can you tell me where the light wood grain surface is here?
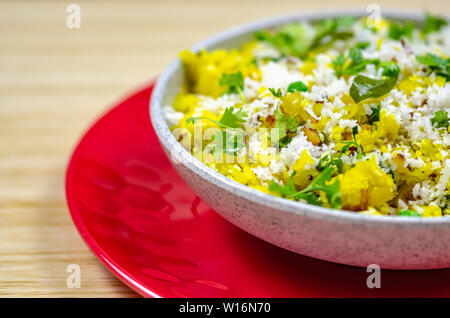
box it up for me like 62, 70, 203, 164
0, 0, 448, 298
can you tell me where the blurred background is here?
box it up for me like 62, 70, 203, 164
0, 0, 448, 297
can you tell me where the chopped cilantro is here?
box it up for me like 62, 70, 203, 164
332, 53, 347, 77
336, 16, 357, 29
348, 45, 364, 64
388, 21, 415, 40
186, 106, 247, 129
398, 209, 421, 217
269, 173, 297, 197
367, 105, 381, 124
431, 111, 449, 129
353, 41, 370, 49
416, 53, 447, 66
255, 17, 354, 59
271, 108, 298, 141
341, 126, 363, 159
269, 88, 283, 98
254, 23, 309, 58
219, 71, 247, 103
279, 136, 294, 148
186, 107, 247, 156
317, 151, 343, 175
219, 107, 248, 128
288, 166, 342, 209
416, 53, 450, 81
309, 17, 354, 52
332, 43, 378, 77
379, 61, 400, 77
251, 56, 285, 64
216, 129, 245, 156
309, 18, 338, 50
423, 13, 448, 34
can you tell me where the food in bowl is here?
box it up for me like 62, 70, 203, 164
164, 14, 449, 217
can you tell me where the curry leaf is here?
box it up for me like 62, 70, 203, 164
287, 80, 308, 93
350, 74, 398, 102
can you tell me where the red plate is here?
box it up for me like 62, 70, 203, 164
66, 82, 450, 298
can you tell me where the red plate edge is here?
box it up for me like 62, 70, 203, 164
65, 80, 450, 298
65, 82, 159, 297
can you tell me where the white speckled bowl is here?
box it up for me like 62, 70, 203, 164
151, 9, 450, 270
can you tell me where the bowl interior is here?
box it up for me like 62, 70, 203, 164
150, 9, 450, 225
157, 9, 425, 106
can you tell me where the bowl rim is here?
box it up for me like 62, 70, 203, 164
150, 8, 450, 226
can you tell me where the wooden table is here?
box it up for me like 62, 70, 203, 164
0, 0, 448, 298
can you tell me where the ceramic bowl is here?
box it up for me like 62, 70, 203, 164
150, 9, 450, 270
